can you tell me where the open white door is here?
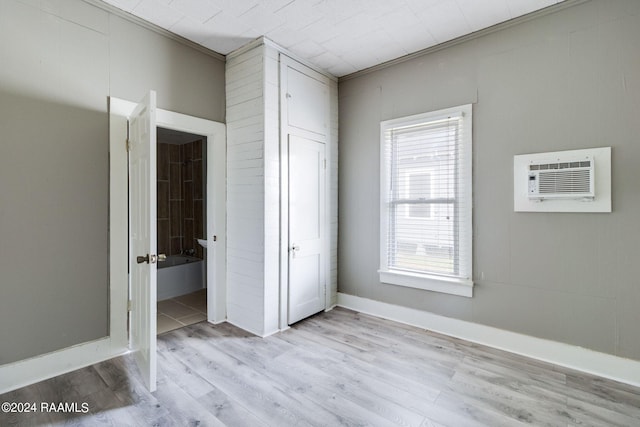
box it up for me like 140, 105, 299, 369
129, 91, 158, 392
288, 135, 326, 324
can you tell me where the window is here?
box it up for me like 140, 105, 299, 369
406, 170, 432, 219
379, 105, 473, 297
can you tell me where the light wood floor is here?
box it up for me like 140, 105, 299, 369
2, 307, 639, 426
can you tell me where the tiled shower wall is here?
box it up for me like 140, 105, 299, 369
157, 140, 205, 259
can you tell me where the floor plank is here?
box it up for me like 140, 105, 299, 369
1, 307, 639, 427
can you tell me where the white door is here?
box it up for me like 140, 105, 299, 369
288, 135, 326, 324
129, 91, 158, 392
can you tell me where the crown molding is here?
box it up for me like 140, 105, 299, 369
82, 0, 225, 62
339, 0, 592, 82
228, 36, 338, 82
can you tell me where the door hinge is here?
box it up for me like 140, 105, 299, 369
126, 139, 130, 152
127, 299, 132, 312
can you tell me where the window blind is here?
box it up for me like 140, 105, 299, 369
381, 107, 472, 282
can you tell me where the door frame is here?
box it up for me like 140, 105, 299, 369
109, 97, 227, 349
279, 55, 332, 329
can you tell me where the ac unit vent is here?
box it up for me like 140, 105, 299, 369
528, 156, 594, 200
539, 169, 591, 193
530, 161, 591, 171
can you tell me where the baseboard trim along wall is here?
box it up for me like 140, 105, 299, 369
337, 292, 640, 388
0, 338, 128, 395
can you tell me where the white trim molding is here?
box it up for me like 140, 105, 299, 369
111, 97, 227, 325
379, 105, 473, 298
337, 293, 640, 388
0, 339, 128, 394
379, 270, 473, 297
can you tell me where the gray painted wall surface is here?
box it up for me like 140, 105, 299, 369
0, 0, 225, 365
338, 0, 640, 361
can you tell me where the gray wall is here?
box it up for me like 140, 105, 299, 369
338, 0, 640, 361
0, 0, 225, 365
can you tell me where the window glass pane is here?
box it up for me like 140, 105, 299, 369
407, 173, 431, 218
389, 202, 455, 275
388, 120, 458, 276
381, 104, 472, 287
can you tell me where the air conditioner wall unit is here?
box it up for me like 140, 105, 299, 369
514, 147, 611, 213
527, 156, 594, 201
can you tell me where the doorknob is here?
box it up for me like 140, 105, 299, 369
137, 254, 163, 264
290, 244, 300, 258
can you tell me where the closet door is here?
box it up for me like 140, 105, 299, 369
288, 135, 326, 324
280, 56, 330, 325
284, 65, 327, 137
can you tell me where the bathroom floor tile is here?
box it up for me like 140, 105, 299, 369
177, 312, 207, 325
174, 289, 207, 313
158, 299, 198, 319
157, 314, 183, 335
157, 289, 208, 335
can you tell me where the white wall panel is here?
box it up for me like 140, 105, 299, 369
225, 45, 266, 335
263, 44, 282, 335
329, 78, 339, 306
226, 39, 338, 336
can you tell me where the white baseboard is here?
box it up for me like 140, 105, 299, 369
0, 338, 128, 394
337, 293, 640, 388
325, 304, 337, 312
224, 319, 280, 338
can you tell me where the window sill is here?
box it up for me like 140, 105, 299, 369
379, 270, 473, 298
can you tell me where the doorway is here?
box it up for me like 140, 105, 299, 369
109, 94, 226, 392
156, 127, 208, 334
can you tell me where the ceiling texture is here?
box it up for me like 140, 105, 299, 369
100, 0, 567, 77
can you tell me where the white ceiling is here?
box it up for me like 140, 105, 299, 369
101, 0, 567, 77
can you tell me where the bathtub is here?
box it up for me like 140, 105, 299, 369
157, 255, 204, 301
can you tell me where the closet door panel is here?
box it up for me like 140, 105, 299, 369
285, 67, 328, 137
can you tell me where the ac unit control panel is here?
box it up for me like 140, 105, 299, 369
528, 174, 537, 195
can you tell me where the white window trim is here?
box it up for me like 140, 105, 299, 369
379, 104, 473, 298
